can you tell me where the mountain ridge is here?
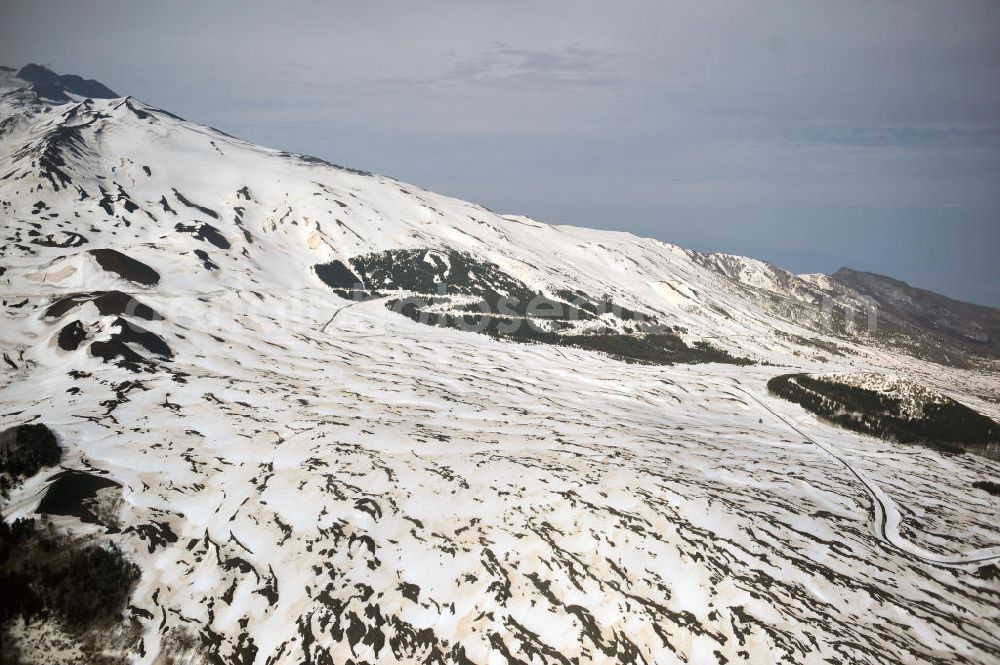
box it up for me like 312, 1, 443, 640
6, 62, 990, 313
12, 63, 118, 104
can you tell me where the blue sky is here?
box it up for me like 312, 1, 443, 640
2, 1, 998, 304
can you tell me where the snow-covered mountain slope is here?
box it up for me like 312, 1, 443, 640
1, 66, 999, 664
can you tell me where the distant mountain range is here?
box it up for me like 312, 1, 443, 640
831, 267, 1000, 363
6, 63, 117, 103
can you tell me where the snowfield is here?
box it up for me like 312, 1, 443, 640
1, 68, 999, 664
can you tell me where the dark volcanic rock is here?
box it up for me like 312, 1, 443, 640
37, 469, 122, 524
90, 317, 172, 371
45, 291, 163, 321
88, 249, 160, 286
57, 320, 87, 350
175, 221, 230, 249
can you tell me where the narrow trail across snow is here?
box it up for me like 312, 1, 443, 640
728, 382, 1000, 568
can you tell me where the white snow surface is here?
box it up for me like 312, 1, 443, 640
1, 72, 999, 664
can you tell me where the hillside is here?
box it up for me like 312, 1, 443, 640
1, 65, 999, 665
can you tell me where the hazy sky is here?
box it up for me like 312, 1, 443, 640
2, 1, 998, 305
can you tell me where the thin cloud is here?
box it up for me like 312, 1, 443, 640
362, 43, 627, 92
444, 43, 625, 89
783, 123, 1000, 148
